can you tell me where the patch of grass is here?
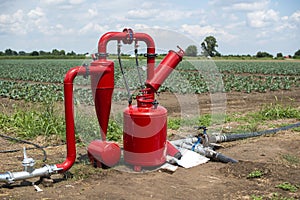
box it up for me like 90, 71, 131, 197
65, 162, 105, 180
75, 112, 123, 143
168, 114, 212, 130
224, 102, 300, 133
251, 195, 263, 200
258, 103, 300, 120
0, 102, 65, 140
282, 154, 300, 165
168, 118, 181, 130
276, 182, 298, 193
107, 120, 123, 141
251, 193, 297, 200
247, 170, 264, 179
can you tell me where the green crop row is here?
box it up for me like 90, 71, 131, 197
0, 59, 299, 103
0, 80, 63, 102
0, 59, 83, 83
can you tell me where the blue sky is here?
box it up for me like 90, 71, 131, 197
0, 0, 299, 56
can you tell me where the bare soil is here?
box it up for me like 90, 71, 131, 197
0, 88, 300, 200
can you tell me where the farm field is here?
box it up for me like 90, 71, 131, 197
0, 59, 299, 199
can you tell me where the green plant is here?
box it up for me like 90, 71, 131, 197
251, 195, 263, 200
168, 118, 181, 130
247, 170, 263, 179
282, 154, 300, 165
0, 103, 65, 140
259, 103, 300, 120
276, 182, 298, 192
107, 120, 123, 142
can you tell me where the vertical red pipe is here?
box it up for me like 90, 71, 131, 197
134, 33, 155, 80
56, 65, 113, 171
56, 67, 80, 172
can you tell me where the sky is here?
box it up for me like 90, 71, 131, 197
0, 0, 299, 56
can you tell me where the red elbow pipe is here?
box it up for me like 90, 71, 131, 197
56, 66, 88, 172
56, 65, 113, 172
97, 29, 156, 80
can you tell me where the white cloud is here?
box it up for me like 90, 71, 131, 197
231, 1, 269, 11
68, 0, 85, 4
181, 24, 217, 37
291, 10, 300, 22
87, 8, 98, 17
247, 9, 279, 28
127, 9, 159, 19
27, 7, 45, 18
79, 23, 109, 35
44, 0, 65, 5
0, 9, 26, 35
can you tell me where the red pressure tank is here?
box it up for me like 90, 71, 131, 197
123, 90, 167, 171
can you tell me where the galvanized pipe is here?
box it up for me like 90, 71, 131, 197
0, 165, 59, 184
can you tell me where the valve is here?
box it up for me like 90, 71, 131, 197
22, 147, 35, 173
193, 126, 209, 147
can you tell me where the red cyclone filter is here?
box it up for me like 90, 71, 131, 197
123, 90, 167, 171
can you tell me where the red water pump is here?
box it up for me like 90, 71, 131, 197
61, 28, 184, 172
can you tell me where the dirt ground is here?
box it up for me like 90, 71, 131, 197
0, 88, 300, 200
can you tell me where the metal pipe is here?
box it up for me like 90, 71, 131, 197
0, 165, 58, 184
178, 143, 238, 163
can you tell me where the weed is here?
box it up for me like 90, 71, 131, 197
251, 195, 263, 200
259, 103, 300, 120
65, 163, 104, 180
282, 154, 299, 165
276, 182, 298, 193
107, 120, 122, 142
168, 118, 181, 130
247, 170, 263, 179
0, 102, 65, 140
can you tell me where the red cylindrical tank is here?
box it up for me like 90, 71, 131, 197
123, 93, 167, 170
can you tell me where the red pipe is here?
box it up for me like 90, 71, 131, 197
97, 30, 156, 80
56, 66, 112, 172
56, 67, 80, 172
146, 48, 184, 92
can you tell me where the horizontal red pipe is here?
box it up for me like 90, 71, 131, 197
97, 31, 155, 54
97, 29, 156, 80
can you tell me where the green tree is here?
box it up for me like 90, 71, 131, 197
294, 49, 300, 57
67, 51, 76, 56
30, 51, 39, 56
19, 51, 26, 56
256, 51, 273, 58
201, 36, 219, 57
276, 52, 283, 58
52, 49, 60, 56
185, 45, 198, 57
60, 50, 65, 56
5, 48, 13, 56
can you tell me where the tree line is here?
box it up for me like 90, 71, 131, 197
185, 36, 300, 59
2, 39, 300, 59
0, 48, 86, 57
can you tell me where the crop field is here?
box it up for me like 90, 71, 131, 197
0, 59, 299, 103
0, 58, 300, 199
